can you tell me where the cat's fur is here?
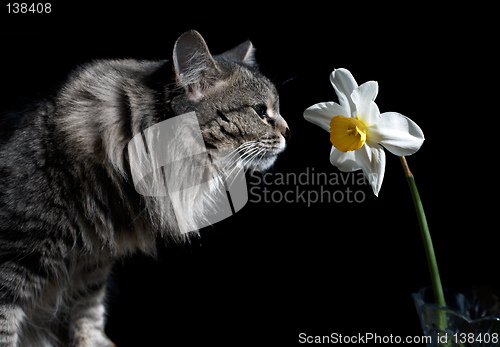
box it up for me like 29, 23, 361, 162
0, 30, 289, 346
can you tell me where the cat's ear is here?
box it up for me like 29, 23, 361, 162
173, 30, 220, 101
218, 40, 257, 68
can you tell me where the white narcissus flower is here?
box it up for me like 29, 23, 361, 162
304, 68, 424, 196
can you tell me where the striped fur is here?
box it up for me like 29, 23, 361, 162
0, 31, 289, 346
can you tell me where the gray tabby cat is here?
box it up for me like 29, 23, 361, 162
0, 30, 290, 347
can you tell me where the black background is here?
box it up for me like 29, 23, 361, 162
1, 3, 498, 346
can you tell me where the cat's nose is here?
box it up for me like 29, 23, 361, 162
282, 128, 291, 142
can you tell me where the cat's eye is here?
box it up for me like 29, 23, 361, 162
251, 104, 269, 119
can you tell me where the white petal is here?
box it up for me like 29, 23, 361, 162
329, 146, 362, 172
369, 112, 425, 156
330, 69, 358, 116
351, 81, 380, 125
352, 81, 378, 102
356, 144, 386, 196
304, 102, 349, 133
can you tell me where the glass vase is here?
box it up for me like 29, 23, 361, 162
413, 287, 500, 346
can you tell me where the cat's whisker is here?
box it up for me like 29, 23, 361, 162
239, 144, 262, 161
250, 149, 269, 176
238, 146, 264, 168
221, 156, 248, 182
194, 129, 209, 142
218, 141, 259, 173
218, 150, 247, 174
220, 143, 263, 180
199, 142, 246, 174
238, 145, 261, 168
245, 148, 267, 175
245, 148, 266, 174
217, 141, 257, 164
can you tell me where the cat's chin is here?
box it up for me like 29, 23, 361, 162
249, 143, 287, 172
246, 153, 279, 173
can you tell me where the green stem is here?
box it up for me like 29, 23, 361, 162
399, 156, 448, 336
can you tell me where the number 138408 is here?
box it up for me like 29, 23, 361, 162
6, 3, 51, 13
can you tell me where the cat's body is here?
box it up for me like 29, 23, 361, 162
0, 31, 289, 346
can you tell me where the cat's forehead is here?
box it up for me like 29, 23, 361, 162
233, 68, 278, 104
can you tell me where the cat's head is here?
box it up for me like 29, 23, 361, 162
170, 30, 290, 172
